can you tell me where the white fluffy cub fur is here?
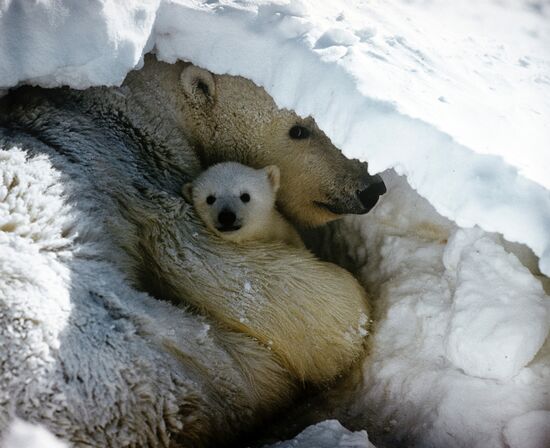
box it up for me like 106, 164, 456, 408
183, 162, 304, 248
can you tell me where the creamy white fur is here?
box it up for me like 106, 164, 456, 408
0, 57, 371, 446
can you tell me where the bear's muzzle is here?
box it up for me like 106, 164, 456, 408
357, 174, 386, 213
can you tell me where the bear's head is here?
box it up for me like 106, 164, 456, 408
182, 162, 280, 243
176, 63, 386, 227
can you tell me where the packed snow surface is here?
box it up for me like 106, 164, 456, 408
1, 1, 549, 447
1, 0, 549, 275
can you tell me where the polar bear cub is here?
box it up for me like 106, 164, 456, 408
183, 162, 304, 248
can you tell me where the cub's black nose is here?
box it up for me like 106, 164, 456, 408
357, 175, 386, 213
218, 209, 236, 227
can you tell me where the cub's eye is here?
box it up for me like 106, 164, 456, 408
206, 195, 216, 205
289, 125, 310, 140
240, 193, 250, 203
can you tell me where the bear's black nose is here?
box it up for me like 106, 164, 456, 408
357, 175, 386, 213
218, 209, 236, 227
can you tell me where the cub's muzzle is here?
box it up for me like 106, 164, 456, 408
217, 209, 241, 232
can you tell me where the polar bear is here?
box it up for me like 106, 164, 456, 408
183, 162, 304, 248
151, 58, 387, 227
0, 55, 383, 447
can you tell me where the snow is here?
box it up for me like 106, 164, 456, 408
1, 419, 67, 448
503, 410, 550, 448
1, 0, 549, 447
0, 0, 157, 88
339, 171, 550, 447
443, 228, 549, 381
266, 420, 375, 448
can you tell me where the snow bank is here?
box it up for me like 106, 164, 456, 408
338, 171, 550, 448
0, 0, 157, 88
1, 0, 549, 276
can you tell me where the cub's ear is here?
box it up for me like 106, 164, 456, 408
264, 165, 280, 192
182, 183, 194, 203
180, 65, 216, 102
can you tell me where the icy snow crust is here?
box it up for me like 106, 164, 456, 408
1, 0, 549, 275
1, 1, 549, 447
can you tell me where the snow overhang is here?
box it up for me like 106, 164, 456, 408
2, 0, 549, 274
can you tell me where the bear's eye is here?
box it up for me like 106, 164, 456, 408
289, 125, 310, 140
206, 195, 216, 205
240, 193, 250, 203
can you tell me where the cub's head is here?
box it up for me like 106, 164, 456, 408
183, 162, 280, 243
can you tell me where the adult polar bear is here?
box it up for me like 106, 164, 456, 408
0, 55, 385, 447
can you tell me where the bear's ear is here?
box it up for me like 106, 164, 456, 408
264, 165, 280, 192
182, 183, 194, 203
180, 65, 216, 103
